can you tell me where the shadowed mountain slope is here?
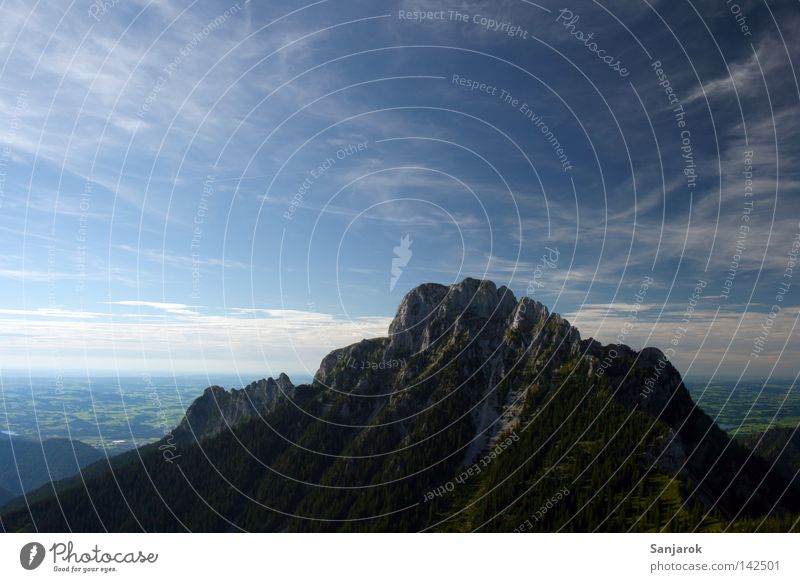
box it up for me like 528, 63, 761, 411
2, 278, 798, 532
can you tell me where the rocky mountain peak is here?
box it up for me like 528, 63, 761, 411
175, 374, 296, 443
387, 277, 520, 356
509, 296, 551, 334
8, 277, 798, 533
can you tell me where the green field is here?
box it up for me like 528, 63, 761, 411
686, 382, 800, 437
1, 377, 795, 457
0, 376, 243, 454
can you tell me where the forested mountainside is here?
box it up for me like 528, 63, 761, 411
0, 434, 102, 504
741, 427, 800, 485
3, 278, 798, 532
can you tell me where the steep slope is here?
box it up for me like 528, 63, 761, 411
2, 278, 798, 532
173, 374, 298, 444
0, 434, 103, 501
0, 485, 13, 506
741, 427, 800, 483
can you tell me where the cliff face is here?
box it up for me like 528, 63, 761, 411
174, 374, 297, 443
307, 277, 783, 516
4, 278, 797, 532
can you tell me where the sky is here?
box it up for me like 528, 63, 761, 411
0, 0, 798, 383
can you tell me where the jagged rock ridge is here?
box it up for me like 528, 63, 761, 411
175, 373, 297, 443
3, 277, 798, 532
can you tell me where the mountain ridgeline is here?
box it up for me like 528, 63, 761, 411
0, 435, 102, 505
2, 278, 798, 532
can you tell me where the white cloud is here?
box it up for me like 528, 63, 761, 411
107, 300, 200, 316
0, 305, 393, 376
567, 303, 800, 380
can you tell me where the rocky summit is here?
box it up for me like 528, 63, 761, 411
175, 373, 297, 443
2, 278, 798, 532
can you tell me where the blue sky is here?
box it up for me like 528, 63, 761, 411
0, 0, 798, 382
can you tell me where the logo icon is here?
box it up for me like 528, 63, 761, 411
20, 542, 46, 570
390, 234, 413, 292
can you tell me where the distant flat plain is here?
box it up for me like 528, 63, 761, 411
0, 376, 795, 455
0, 375, 243, 454
686, 381, 800, 437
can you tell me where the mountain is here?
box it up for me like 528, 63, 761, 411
173, 374, 298, 444
0, 485, 13, 506
2, 278, 798, 532
741, 427, 800, 483
0, 434, 103, 502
